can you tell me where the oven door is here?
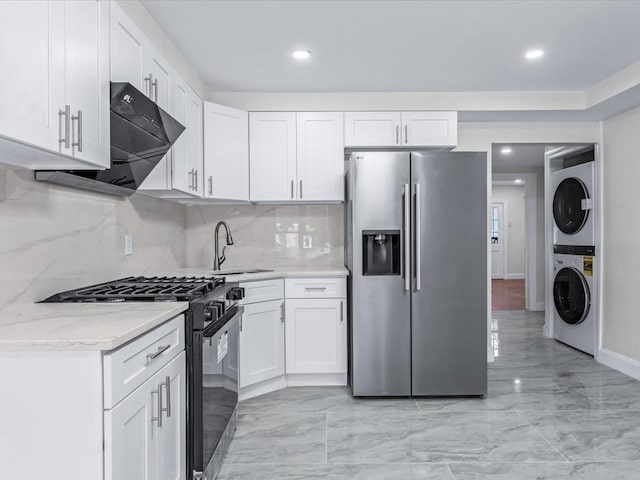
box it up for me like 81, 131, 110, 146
190, 307, 242, 480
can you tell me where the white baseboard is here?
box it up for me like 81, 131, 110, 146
239, 373, 348, 401
239, 376, 287, 401
531, 301, 545, 312
598, 348, 640, 381
506, 273, 525, 280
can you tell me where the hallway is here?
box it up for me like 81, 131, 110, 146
218, 310, 640, 479
491, 279, 525, 310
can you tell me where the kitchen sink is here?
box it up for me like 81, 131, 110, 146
216, 268, 274, 275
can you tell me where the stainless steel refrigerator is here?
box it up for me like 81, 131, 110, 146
346, 151, 488, 396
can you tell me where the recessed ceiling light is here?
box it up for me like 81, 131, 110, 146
292, 50, 311, 60
515, 179, 523, 184
525, 49, 544, 60
501, 147, 512, 155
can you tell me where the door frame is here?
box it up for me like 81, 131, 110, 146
492, 173, 539, 311
490, 201, 508, 280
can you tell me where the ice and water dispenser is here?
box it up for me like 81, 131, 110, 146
362, 230, 400, 275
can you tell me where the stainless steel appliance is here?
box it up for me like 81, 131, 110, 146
36, 82, 185, 197
42, 276, 245, 480
346, 151, 488, 396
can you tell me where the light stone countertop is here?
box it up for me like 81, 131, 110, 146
0, 301, 189, 351
165, 265, 349, 282
0, 265, 347, 352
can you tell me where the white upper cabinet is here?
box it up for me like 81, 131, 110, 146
203, 103, 249, 201
296, 112, 344, 202
344, 112, 402, 147
110, 1, 145, 90
249, 112, 297, 202
402, 111, 458, 147
0, 0, 110, 170
186, 87, 204, 196
344, 111, 457, 148
249, 112, 344, 202
63, 0, 110, 165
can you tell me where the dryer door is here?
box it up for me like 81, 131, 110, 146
553, 178, 590, 235
553, 267, 591, 325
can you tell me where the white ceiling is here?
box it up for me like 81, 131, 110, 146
141, 0, 640, 93
491, 144, 546, 169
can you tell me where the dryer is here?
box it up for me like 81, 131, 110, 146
552, 162, 595, 247
553, 246, 596, 355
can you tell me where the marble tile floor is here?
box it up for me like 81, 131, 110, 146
218, 310, 640, 479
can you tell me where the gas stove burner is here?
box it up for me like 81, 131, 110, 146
41, 275, 226, 303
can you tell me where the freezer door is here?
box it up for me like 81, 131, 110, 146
350, 152, 412, 396
410, 151, 488, 396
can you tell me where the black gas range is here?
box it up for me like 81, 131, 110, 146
42, 275, 245, 480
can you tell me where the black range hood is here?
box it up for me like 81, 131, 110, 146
35, 82, 185, 197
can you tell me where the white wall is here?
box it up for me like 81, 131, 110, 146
601, 105, 640, 366
492, 185, 526, 278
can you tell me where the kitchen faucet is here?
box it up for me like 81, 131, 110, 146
213, 221, 234, 270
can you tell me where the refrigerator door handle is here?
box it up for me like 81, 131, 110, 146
414, 183, 421, 291
403, 183, 410, 291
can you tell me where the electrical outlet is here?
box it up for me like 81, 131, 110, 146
125, 234, 133, 256
303, 235, 312, 249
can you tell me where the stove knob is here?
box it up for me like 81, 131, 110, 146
226, 287, 244, 301
213, 300, 226, 316
203, 305, 217, 323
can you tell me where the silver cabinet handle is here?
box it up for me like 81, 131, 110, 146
188, 169, 195, 190
58, 105, 70, 149
71, 110, 83, 153
208, 176, 213, 196
304, 287, 326, 292
161, 375, 171, 418
414, 183, 421, 291
299, 180, 303, 199
405, 125, 408, 144
280, 302, 285, 324
403, 183, 410, 291
395, 125, 399, 144
291, 180, 294, 199
144, 74, 153, 98
340, 301, 344, 323
152, 79, 158, 103
194, 169, 198, 191
146, 344, 170, 363
151, 387, 162, 427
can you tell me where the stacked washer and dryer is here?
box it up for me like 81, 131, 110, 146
551, 148, 597, 356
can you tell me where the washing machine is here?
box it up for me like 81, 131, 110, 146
553, 246, 596, 355
552, 162, 595, 247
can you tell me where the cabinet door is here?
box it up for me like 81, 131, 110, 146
285, 299, 347, 374
169, 77, 193, 196
110, 1, 145, 91
239, 300, 285, 387
156, 352, 187, 480
296, 112, 344, 202
104, 374, 157, 480
344, 112, 402, 147
139, 49, 173, 190
63, 0, 110, 167
0, 0, 63, 152
186, 87, 204, 197
249, 112, 297, 202
401, 111, 458, 147
203, 103, 249, 200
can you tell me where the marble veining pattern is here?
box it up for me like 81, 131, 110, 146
219, 311, 640, 479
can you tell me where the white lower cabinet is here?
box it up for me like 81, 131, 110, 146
239, 299, 285, 388
285, 298, 347, 374
105, 350, 186, 480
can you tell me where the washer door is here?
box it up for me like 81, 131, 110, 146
553, 267, 591, 325
553, 177, 590, 235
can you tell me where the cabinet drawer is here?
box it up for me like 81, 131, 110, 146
240, 279, 284, 304
104, 315, 185, 409
285, 278, 346, 299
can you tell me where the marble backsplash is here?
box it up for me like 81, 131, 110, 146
186, 204, 344, 269
0, 167, 186, 308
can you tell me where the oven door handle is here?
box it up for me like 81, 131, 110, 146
202, 305, 243, 337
